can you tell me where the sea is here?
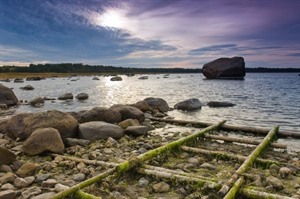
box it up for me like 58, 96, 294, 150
1, 73, 299, 150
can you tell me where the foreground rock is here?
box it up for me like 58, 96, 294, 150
207, 101, 235, 107
79, 121, 124, 141
0, 146, 16, 165
9, 110, 78, 140
22, 128, 65, 155
77, 107, 122, 123
202, 57, 245, 79
131, 100, 150, 112
110, 104, 145, 122
0, 84, 18, 107
144, 97, 169, 112
174, 98, 202, 111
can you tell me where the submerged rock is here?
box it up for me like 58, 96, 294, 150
125, 126, 148, 136
207, 101, 235, 108
58, 93, 73, 100
174, 98, 202, 111
202, 57, 245, 79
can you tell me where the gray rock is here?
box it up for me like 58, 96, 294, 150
41, 179, 57, 188
266, 176, 284, 190
65, 138, 91, 147
76, 93, 89, 100
152, 181, 170, 193
174, 98, 202, 111
26, 77, 42, 81
29, 97, 45, 106
207, 101, 235, 108
200, 163, 216, 170
125, 126, 148, 136
0, 147, 16, 165
22, 128, 65, 155
20, 85, 34, 90
73, 173, 85, 182
14, 177, 28, 188
137, 147, 147, 154
144, 97, 169, 112
0, 190, 17, 199
58, 93, 73, 100
6, 113, 31, 139
118, 119, 139, 129
279, 167, 291, 179
21, 186, 42, 199
79, 121, 124, 141
31, 192, 56, 199
55, 183, 69, 192
78, 107, 122, 124
110, 104, 145, 122
105, 137, 119, 148
138, 177, 149, 187
110, 76, 122, 81
35, 174, 50, 183
0, 84, 18, 107
138, 76, 148, 80
1, 183, 15, 190
202, 57, 246, 79
16, 163, 39, 178
24, 176, 35, 185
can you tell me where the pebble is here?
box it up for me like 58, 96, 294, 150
279, 167, 291, 179
0, 190, 17, 199
14, 177, 28, 188
138, 177, 149, 187
141, 143, 153, 150
77, 162, 86, 171
200, 163, 216, 170
105, 137, 119, 147
152, 181, 170, 193
266, 176, 284, 190
21, 186, 42, 199
0, 165, 12, 172
73, 173, 85, 182
188, 157, 199, 165
35, 174, 50, 183
55, 183, 69, 192
0, 183, 15, 190
24, 176, 35, 185
41, 179, 57, 188
138, 147, 147, 154
31, 192, 56, 199
103, 148, 113, 154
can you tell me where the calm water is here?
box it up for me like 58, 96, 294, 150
1, 73, 300, 134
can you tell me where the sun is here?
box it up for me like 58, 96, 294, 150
97, 9, 124, 29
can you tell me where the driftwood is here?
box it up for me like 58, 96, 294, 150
52, 120, 226, 198
204, 134, 287, 149
149, 117, 300, 139
74, 190, 102, 199
217, 126, 279, 197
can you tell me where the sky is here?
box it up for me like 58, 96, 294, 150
0, 0, 300, 68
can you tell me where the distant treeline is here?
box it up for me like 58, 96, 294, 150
0, 63, 200, 74
0, 64, 299, 73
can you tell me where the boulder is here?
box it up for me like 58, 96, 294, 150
174, 98, 202, 111
144, 97, 169, 112
75, 93, 89, 100
118, 119, 139, 129
22, 110, 78, 141
0, 84, 18, 107
202, 57, 245, 79
0, 190, 17, 199
110, 76, 122, 81
131, 100, 150, 112
20, 85, 34, 90
29, 97, 45, 106
125, 126, 148, 136
22, 128, 65, 155
79, 107, 122, 123
92, 77, 99, 80
65, 138, 91, 147
207, 101, 235, 108
6, 113, 31, 139
110, 104, 145, 122
0, 146, 16, 165
26, 77, 42, 81
58, 93, 73, 100
79, 121, 124, 141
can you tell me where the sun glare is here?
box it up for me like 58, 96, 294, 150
97, 9, 124, 29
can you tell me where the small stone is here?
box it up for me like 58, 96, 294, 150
137, 147, 147, 154
153, 181, 170, 193
75, 93, 89, 100
77, 162, 86, 171
35, 174, 50, 183
266, 176, 284, 190
200, 163, 216, 170
41, 179, 57, 188
279, 167, 291, 179
0, 173, 15, 184
103, 148, 113, 154
138, 177, 149, 187
24, 176, 35, 185
31, 192, 56, 199
73, 173, 85, 182
14, 177, 28, 188
0, 190, 17, 199
0, 165, 12, 172
0, 183, 15, 190
16, 163, 39, 177
105, 137, 119, 148
55, 183, 69, 192
21, 186, 42, 199
0, 139, 9, 146
188, 157, 199, 165
65, 138, 90, 147
269, 164, 279, 176
141, 143, 153, 150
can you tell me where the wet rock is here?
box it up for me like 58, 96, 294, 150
200, 163, 216, 170
22, 128, 65, 155
110, 104, 145, 122
202, 57, 245, 79
92, 77, 99, 80
137, 147, 147, 154
207, 101, 235, 108
65, 138, 90, 147
118, 119, 139, 129
110, 76, 122, 81
73, 173, 85, 182
144, 97, 169, 112
0, 84, 18, 107
0, 190, 17, 199
20, 85, 34, 90
0, 147, 16, 165
79, 121, 124, 141
14, 177, 28, 188
138, 76, 148, 80
174, 98, 202, 111
21, 186, 42, 199
279, 167, 291, 179
31, 192, 56, 199
29, 97, 45, 106
16, 163, 39, 178
26, 77, 42, 81
43, 96, 56, 100
75, 93, 89, 100
153, 181, 170, 193
266, 176, 284, 190
41, 179, 57, 188
125, 126, 148, 136
0, 173, 15, 184
79, 107, 122, 124
131, 101, 150, 112
22, 110, 78, 141
58, 93, 73, 100
269, 164, 280, 176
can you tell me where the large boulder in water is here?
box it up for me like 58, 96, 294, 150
174, 98, 202, 111
144, 98, 169, 112
0, 84, 18, 107
202, 57, 245, 79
